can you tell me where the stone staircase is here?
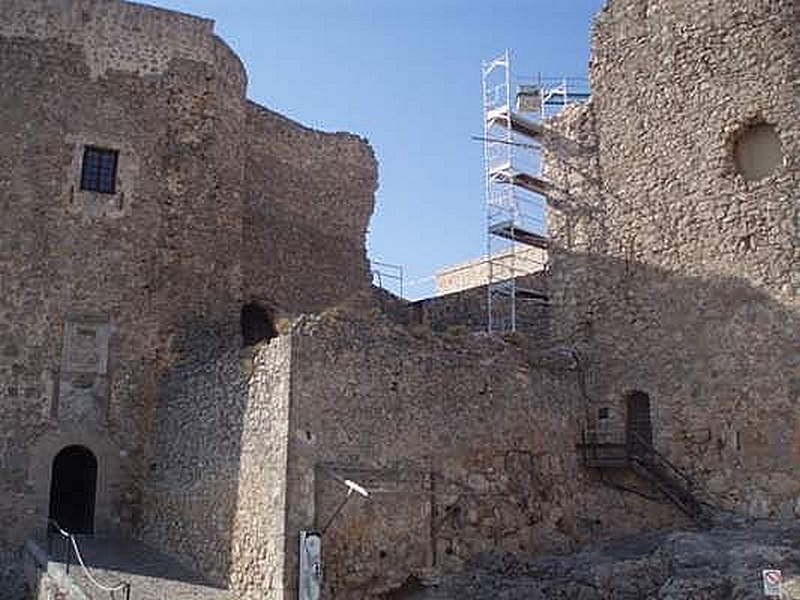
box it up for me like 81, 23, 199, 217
27, 534, 234, 600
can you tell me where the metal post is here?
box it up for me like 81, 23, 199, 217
64, 535, 71, 574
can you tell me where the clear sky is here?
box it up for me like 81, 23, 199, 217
145, 0, 605, 299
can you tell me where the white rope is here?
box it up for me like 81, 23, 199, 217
50, 521, 71, 538
68, 535, 128, 592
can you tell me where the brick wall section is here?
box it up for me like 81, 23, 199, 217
243, 104, 377, 313
545, 0, 799, 517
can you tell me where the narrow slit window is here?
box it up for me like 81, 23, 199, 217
80, 147, 119, 194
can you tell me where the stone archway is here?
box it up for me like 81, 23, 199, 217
48, 445, 97, 534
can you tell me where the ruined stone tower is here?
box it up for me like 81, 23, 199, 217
546, 0, 798, 515
0, 0, 375, 596
0, 0, 798, 599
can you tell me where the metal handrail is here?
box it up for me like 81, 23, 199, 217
627, 431, 695, 489
47, 519, 131, 600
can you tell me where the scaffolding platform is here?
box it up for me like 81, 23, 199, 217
516, 287, 549, 302
485, 105, 545, 140
482, 51, 588, 333
543, 91, 591, 105
489, 165, 552, 196
490, 283, 549, 306
489, 220, 549, 249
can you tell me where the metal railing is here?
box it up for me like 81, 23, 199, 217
47, 520, 131, 600
627, 431, 695, 489
577, 429, 629, 466
577, 429, 707, 522
371, 260, 404, 298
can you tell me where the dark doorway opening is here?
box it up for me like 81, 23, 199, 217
625, 390, 653, 447
49, 445, 97, 534
240, 303, 277, 347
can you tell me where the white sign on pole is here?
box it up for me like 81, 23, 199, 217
762, 569, 782, 597
300, 531, 322, 600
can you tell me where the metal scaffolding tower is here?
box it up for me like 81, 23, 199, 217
482, 50, 589, 333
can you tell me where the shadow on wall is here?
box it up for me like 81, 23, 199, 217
550, 248, 799, 509
128, 247, 797, 597
283, 248, 798, 599
139, 304, 278, 587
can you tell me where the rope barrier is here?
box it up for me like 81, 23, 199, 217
68, 535, 128, 592
48, 519, 131, 597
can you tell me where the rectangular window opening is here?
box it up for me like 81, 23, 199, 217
80, 146, 119, 194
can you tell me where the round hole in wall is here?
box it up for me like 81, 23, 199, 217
378, 550, 387, 559
731, 122, 782, 181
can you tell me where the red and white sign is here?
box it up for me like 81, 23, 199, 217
762, 569, 782, 597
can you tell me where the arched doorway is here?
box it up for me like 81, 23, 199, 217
625, 390, 653, 448
48, 445, 97, 534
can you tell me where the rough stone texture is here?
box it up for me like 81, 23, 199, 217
228, 335, 294, 597
0, 0, 376, 597
140, 343, 247, 586
243, 103, 377, 314
275, 302, 686, 599
3, 0, 799, 598
412, 273, 551, 337
544, 0, 799, 518
411, 520, 800, 599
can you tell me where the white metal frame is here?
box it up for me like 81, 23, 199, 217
481, 51, 589, 334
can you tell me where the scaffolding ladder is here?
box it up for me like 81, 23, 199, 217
482, 50, 589, 333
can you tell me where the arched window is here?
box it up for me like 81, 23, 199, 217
49, 445, 97, 534
240, 303, 277, 347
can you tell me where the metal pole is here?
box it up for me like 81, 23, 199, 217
65, 535, 71, 574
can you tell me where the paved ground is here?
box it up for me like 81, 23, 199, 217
48, 535, 234, 600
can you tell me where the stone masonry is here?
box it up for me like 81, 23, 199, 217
544, 0, 798, 518
2, 0, 798, 599
0, 0, 374, 597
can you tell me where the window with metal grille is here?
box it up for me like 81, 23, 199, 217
80, 147, 118, 194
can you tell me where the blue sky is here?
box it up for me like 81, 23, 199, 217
146, 0, 605, 298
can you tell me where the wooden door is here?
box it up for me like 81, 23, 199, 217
625, 391, 652, 448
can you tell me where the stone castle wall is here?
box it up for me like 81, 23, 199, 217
273, 304, 684, 599
228, 336, 294, 596
545, 0, 799, 518
3, 0, 798, 597
243, 104, 376, 314
0, 0, 377, 596
0, 0, 245, 84
140, 343, 247, 586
